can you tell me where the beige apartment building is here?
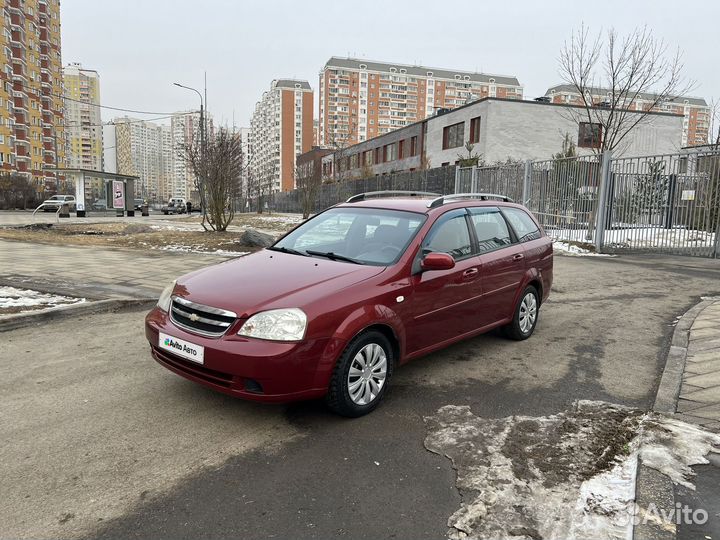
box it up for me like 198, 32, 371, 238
250, 79, 313, 193
319, 57, 523, 147
545, 84, 711, 148
0, 0, 66, 191
63, 62, 102, 171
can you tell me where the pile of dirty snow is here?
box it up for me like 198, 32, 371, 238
425, 401, 720, 540
553, 241, 613, 257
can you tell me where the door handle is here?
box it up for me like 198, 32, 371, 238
463, 268, 479, 278
512, 253, 525, 261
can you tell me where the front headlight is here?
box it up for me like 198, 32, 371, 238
237, 308, 307, 341
157, 280, 176, 312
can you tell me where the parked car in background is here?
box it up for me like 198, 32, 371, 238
146, 192, 553, 417
134, 198, 145, 211
42, 194, 75, 212
162, 197, 187, 215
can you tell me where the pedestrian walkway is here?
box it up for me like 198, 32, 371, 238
0, 239, 226, 296
676, 299, 720, 432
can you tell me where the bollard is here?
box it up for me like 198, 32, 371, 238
59, 203, 70, 218
141, 204, 149, 217
116, 208, 124, 217
127, 210, 135, 217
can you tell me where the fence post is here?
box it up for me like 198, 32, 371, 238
471, 165, 478, 193
454, 166, 460, 193
593, 151, 613, 253
522, 160, 532, 205
714, 219, 720, 259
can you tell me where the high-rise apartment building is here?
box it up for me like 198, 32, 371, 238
250, 79, 313, 193
113, 117, 174, 203
170, 110, 202, 199
544, 85, 711, 147
0, 0, 66, 191
238, 126, 251, 197
63, 63, 102, 171
319, 57, 523, 147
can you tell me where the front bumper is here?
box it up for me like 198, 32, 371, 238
145, 307, 344, 403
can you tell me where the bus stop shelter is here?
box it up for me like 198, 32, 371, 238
44, 168, 139, 217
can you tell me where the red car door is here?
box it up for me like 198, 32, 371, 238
468, 207, 527, 327
407, 209, 482, 354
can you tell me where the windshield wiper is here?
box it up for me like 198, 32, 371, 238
267, 246, 308, 257
305, 250, 364, 265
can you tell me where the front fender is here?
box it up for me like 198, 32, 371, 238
311, 303, 406, 389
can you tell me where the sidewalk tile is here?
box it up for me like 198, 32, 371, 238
677, 397, 707, 413
684, 359, 720, 376
679, 386, 720, 404
690, 327, 720, 340
687, 339, 720, 354
684, 371, 720, 388
681, 403, 720, 422
686, 350, 720, 364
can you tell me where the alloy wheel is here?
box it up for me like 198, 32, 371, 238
519, 292, 537, 334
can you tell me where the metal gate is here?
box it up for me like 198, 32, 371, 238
454, 149, 720, 258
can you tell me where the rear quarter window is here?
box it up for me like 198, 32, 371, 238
502, 207, 542, 242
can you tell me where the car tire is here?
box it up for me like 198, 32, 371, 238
503, 285, 540, 341
326, 330, 393, 417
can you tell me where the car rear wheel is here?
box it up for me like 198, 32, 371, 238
326, 330, 392, 417
503, 285, 539, 341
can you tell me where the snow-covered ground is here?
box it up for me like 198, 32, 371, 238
0, 286, 85, 316
158, 245, 249, 257
553, 241, 614, 257
547, 226, 717, 250
425, 401, 720, 540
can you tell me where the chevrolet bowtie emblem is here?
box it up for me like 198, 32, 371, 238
189, 313, 199, 322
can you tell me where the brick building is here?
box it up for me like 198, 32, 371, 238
250, 79, 313, 193
319, 57, 523, 148
545, 84, 710, 148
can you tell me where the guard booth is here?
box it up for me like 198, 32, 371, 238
44, 168, 139, 216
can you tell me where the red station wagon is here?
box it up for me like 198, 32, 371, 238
145, 192, 553, 416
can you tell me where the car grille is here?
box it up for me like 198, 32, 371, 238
170, 296, 237, 337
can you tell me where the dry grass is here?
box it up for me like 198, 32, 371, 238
0, 222, 260, 254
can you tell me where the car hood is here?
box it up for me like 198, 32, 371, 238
174, 250, 385, 318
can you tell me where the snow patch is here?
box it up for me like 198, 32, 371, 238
425, 401, 720, 540
0, 286, 85, 314
157, 245, 248, 257
553, 241, 614, 257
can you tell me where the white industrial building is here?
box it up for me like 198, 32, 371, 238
320, 97, 684, 177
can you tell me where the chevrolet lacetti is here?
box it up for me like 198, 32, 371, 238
145, 192, 553, 417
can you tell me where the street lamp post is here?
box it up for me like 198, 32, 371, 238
173, 82, 206, 202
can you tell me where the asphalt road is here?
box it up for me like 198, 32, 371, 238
2, 254, 720, 540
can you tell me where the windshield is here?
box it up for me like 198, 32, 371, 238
273, 207, 426, 266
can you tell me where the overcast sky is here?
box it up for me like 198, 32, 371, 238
61, 0, 719, 128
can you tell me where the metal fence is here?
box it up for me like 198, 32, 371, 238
455, 149, 720, 258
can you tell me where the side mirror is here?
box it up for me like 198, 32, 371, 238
421, 252, 456, 271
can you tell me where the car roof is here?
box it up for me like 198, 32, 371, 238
335, 196, 524, 215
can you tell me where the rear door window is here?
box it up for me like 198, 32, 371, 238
468, 207, 513, 253
502, 207, 541, 242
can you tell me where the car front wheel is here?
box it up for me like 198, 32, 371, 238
326, 330, 392, 417
503, 285, 539, 341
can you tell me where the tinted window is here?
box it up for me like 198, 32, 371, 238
503, 207, 541, 242
422, 214, 472, 260
469, 208, 513, 253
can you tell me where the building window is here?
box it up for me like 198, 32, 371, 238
384, 143, 397, 162
398, 139, 405, 160
410, 136, 418, 156
578, 122, 602, 148
374, 147, 381, 164
442, 122, 464, 150
469, 116, 481, 144
363, 150, 373, 166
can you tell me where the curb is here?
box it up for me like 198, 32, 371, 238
0, 298, 156, 332
633, 296, 719, 540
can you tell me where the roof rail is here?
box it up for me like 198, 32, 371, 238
345, 190, 441, 203
427, 193, 514, 208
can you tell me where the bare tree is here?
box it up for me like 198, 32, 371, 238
709, 99, 720, 149
0, 172, 38, 210
294, 161, 321, 219
182, 127, 243, 231
559, 24, 694, 154
326, 120, 357, 183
